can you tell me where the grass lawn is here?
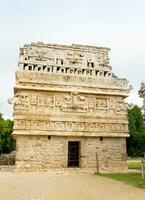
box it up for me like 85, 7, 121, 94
128, 162, 142, 170
98, 173, 145, 188
127, 157, 145, 170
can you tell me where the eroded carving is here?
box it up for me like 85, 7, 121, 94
139, 82, 145, 126
14, 92, 127, 117
139, 82, 145, 97
14, 119, 128, 132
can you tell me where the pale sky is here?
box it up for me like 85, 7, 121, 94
0, 0, 145, 119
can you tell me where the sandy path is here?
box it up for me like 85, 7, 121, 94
0, 172, 145, 200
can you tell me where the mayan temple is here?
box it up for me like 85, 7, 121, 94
13, 42, 132, 173
139, 82, 145, 126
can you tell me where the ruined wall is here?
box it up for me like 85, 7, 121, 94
0, 151, 15, 165
16, 135, 127, 173
139, 82, 145, 126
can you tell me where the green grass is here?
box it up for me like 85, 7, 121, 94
128, 162, 142, 170
98, 173, 145, 188
128, 157, 142, 160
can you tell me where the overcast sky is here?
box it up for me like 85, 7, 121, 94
0, 0, 145, 119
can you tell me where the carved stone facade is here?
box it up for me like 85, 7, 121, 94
139, 82, 145, 126
13, 42, 131, 173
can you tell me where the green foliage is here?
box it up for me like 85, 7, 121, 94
128, 106, 143, 133
98, 173, 145, 188
0, 113, 15, 154
127, 105, 145, 157
128, 161, 143, 170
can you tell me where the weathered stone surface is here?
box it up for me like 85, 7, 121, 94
15, 136, 127, 173
139, 82, 145, 126
13, 42, 131, 173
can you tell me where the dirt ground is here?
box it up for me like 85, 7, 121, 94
0, 172, 145, 200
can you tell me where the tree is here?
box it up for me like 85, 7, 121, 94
127, 105, 145, 157
0, 113, 15, 154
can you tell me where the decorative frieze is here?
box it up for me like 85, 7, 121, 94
13, 92, 127, 116
14, 119, 128, 132
19, 43, 111, 78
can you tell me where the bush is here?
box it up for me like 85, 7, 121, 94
127, 106, 145, 157
0, 113, 15, 154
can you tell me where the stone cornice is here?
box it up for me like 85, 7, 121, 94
13, 130, 129, 138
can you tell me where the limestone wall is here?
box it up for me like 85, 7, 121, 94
139, 82, 145, 125
15, 135, 127, 173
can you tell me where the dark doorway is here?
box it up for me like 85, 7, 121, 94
68, 141, 80, 167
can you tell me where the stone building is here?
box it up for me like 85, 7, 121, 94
13, 42, 131, 173
139, 82, 145, 126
